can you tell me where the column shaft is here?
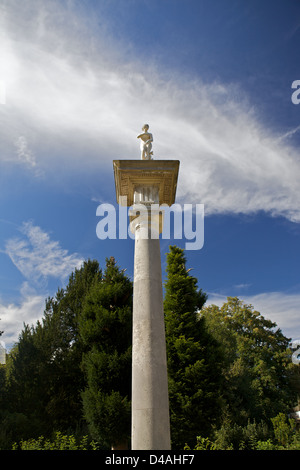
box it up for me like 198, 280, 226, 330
131, 225, 171, 450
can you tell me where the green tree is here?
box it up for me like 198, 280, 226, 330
5, 260, 102, 440
213, 418, 271, 450
0, 323, 5, 408
0, 322, 12, 449
79, 257, 132, 450
39, 259, 102, 431
164, 245, 224, 449
271, 412, 295, 447
202, 297, 298, 426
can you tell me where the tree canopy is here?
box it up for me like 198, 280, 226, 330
0, 247, 298, 450
164, 245, 224, 449
201, 297, 298, 425
79, 257, 132, 449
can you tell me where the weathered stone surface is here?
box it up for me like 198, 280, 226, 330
131, 224, 171, 449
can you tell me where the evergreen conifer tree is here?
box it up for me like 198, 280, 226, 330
4, 260, 101, 439
164, 245, 224, 449
79, 257, 132, 450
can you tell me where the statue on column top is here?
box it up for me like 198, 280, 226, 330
137, 124, 153, 160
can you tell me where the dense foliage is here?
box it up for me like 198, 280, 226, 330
0, 247, 299, 450
79, 257, 132, 449
164, 245, 224, 449
12, 432, 99, 450
201, 297, 298, 427
0, 259, 102, 447
185, 412, 300, 450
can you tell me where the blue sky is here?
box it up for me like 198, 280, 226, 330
1, 0, 300, 349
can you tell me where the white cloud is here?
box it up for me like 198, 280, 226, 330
0, 284, 45, 348
243, 292, 300, 341
1, 219, 84, 348
206, 291, 300, 341
1, 0, 300, 222
15, 135, 41, 174
5, 221, 84, 284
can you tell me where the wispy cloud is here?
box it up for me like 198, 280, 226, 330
233, 283, 252, 290
1, 220, 84, 348
0, 283, 45, 347
5, 221, 83, 284
15, 136, 43, 177
276, 125, 300, 142
15, 136, 36, 166
1, 0, 300, 222
243, 292, 300, 340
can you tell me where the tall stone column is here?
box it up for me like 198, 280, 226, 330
113, 157, 179, 450
130, 201, 170, 450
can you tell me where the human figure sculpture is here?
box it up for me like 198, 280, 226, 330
137, 124, 153, 160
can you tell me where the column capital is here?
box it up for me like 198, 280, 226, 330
113, 159, 180, 207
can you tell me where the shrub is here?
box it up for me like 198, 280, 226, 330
255, 439, 277, 450
189, 436, 217, 450
12, 432, 99, 450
